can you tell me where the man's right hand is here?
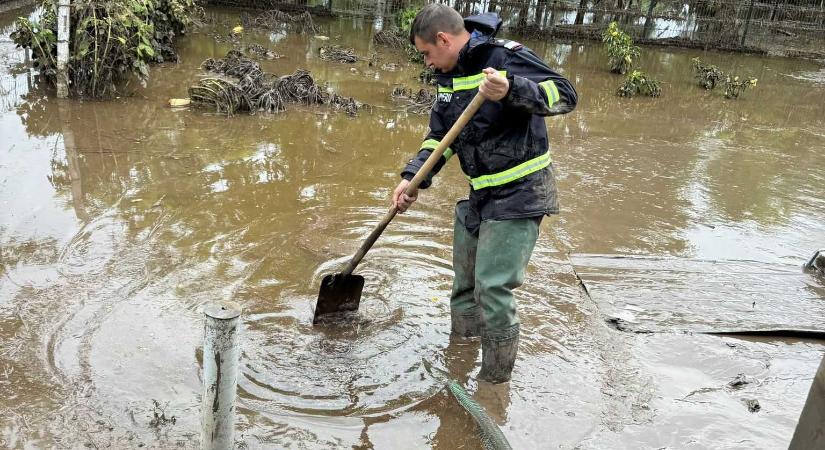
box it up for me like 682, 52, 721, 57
392, 179, 418, 213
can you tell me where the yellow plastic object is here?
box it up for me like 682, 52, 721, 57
232, 25, 243, 35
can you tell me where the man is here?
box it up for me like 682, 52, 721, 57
392, 4, 577, 383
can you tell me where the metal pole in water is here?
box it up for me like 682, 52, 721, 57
201, 301, 242, 450
56, 0, 70, 98
741, 0, 755, 48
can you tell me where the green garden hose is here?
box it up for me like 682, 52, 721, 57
446, 381, 513, 450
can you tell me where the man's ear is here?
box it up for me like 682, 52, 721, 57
435, 31, 450, 47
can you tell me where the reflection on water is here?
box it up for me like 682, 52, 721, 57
1, 5, 824, 449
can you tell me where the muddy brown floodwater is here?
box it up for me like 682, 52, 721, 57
2, 5, 824, 449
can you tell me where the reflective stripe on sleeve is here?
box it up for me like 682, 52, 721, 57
438, 70, 508, 93
538, 80, 560, 106
421, 139, 454, 161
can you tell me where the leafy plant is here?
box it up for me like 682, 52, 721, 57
723, 75, 757, 99
616, 70, 661, 97
602, 22, 639, 75
11, 0, 196, 98
396, 6, 420, 34
691, 57, 723, 89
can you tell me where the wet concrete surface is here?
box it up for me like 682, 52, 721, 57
1, 6, 825, 449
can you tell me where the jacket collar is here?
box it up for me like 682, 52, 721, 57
451, 13, 502, 75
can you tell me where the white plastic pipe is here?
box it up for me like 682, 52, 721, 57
56, 0, 70, 98
201, 301, 242, 450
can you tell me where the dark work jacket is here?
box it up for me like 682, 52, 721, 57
401, 12, 578, 225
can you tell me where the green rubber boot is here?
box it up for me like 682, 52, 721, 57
478, 329, 520, 384
474, 216, 540, 384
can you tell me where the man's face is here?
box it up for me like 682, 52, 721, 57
414, 33, 459, 72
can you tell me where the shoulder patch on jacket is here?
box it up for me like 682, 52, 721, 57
493, 38, 523, 51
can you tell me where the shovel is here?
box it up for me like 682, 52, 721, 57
313, 92, 486, 324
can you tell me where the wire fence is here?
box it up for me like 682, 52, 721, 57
208, 0, 825, 56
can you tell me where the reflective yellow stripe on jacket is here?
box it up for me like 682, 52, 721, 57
437, 71, 508, 93
421, 138, 454, 161
538, 80, 560, 106
469, 151, 551, 190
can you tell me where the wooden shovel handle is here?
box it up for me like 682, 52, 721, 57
342, 93, 486, 276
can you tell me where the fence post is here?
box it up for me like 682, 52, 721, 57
56, 0, 70, 98
741, 0, 756, 47
201, 301, 242, 450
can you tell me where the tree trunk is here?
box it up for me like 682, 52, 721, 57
574, 0, 587, 24
591, 0, 607, 24
518, 0, 530, 27
643, 0, 659, 37
536, 0, 548, 28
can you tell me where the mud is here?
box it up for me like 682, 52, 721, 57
1, 6, 824, 449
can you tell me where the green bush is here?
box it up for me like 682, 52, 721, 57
11, 0, 196, 98
691, 58, 723, 90
616, 70, 661, 97
723, 76, 757, 99
397, 6, 420, 35
602, 22, 639, 75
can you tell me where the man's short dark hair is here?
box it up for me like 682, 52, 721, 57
409, 4, 465, 46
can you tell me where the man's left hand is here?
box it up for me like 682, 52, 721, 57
479, 68, 509, 102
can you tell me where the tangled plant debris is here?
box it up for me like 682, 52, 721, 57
319, 45, 361, 63
148, 400, 176, 428
373, 29, 407, 48
189, 50, 366, 116
246, 43, 283, 60
372, 6, 426, 65
419, 68, 436, 85
391, 86, 435, 114
242, 9, 318, 34
727, 373, 753, 389
11, 0, 197, 98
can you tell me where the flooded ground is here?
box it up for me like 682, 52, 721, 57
2, 6, 824, 449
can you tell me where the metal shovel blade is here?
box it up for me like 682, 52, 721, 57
313, 273, 365, 324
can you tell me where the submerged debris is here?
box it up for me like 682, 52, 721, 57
208, 30, 239, 44
319, 45, 361, 64
242, 9, 318, 34
391, 87, 435, 115
744, 398, 761, 413
804, 249, 825, 274
372, 28, 423, 64
727, 373, 752, 389
246, 43, 283, 60
373, 29, 407, 49
189, 51, 366, 116
419, 68, 436, 85
604, 317, 653, 334
149, 400, 176, 428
